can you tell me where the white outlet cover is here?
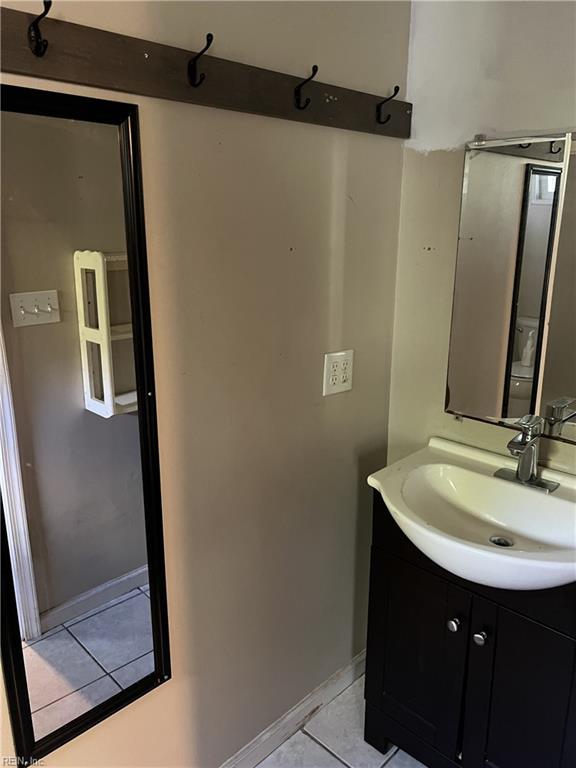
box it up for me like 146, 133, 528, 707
10, 290, 60, 328
323, 349, 354, 396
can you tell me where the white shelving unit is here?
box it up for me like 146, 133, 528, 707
74, 250, 138, 418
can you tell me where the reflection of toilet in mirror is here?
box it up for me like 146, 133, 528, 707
508, 315, 539, 417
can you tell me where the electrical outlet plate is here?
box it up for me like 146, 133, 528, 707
323, 349, 354, 396
9, 290, 60, 327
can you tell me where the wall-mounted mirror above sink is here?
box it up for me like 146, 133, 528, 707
446, 133, 575, 443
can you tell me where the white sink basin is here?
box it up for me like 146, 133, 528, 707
368, 438, 576, 590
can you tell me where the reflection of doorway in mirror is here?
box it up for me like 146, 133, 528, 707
506, 171, 557, 417
532, 173, 557, 204
1, 110, 153, 739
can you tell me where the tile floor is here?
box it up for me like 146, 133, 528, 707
23, 602, 422, 765
257, 677, 424, 768
22, 585, 153, 740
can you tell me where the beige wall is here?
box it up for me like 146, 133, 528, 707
1, 2, 410, 766
1, 113, 148, 614
388, 148, 576, 474
407, 1, 576, 151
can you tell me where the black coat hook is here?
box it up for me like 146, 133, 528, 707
28, 0, 52, 57
188, 33, 214, 87
376, 86, 400, 125
294, 65, 319, 110
550, 141, 562, 155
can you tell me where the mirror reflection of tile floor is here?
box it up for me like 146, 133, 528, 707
22, 585, 153, 739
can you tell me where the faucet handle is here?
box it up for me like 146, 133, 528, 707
516, 414, 544, 439
546, 397, 576, 422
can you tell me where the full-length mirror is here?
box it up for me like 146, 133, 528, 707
1, 87, 170, 762
446, 134, 575, 441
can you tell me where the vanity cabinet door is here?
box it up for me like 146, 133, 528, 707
479, 607, 576, 768
365, 552, 471, 759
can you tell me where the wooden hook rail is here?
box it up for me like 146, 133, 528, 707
1, 8, 412, 139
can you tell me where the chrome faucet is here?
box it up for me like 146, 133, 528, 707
545, 397, 576, 437
507, 414, 543, 483
494, 414, 559, 493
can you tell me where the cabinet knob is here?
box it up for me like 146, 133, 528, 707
473, 631, 488, 647
446, 618, 461, 633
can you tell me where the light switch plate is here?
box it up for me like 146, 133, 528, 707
10, 290, 60, 327
323, 349, 354, 396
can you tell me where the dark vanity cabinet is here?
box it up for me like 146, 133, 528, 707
365, 492, 576, 768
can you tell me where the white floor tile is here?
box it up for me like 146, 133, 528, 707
63, 589, 142, 627
32, 676, 121, 740
258, 732, 344, 768
23, 629, 104, 712
67, 593, 152, 672
386, 752, 426, 768
111, 651, 155, 688
304, 678, 391, 768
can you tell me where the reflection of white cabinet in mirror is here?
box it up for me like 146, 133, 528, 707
74, 251, 137, 418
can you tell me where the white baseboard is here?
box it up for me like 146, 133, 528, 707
220, 649, 366, 768
41, 564, 148, 631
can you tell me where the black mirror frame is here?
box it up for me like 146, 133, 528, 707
0, 84, 171, 765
